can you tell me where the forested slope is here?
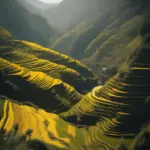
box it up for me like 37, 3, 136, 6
61, 28, 150, 147
53, 0, 150, 76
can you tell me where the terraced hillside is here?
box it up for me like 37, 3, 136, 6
0, 27, 98, 112
0, 3, 150, 148
0, 97, 136, 150
0, 58, 82, 112
61, 33, 150, 142
0, 27, 98, 92
0, 97, 87, 150
52, 0, 150, 76
0, 25, 149, 150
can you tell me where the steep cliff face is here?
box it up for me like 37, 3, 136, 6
0, 0, 54, 46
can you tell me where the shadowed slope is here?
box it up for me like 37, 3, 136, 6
52, 20, 92, 55
84, 2, 143, 58
82, 1, 150, 75
0, 0, 54, 46
84, 12, 145, 74
52, 0, 150, 77
0, 98, 85, 150
52, 1, 129, 59
61, 34, 150, 139
129, 122, 150, 150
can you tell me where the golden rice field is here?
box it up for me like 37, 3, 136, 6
1, 50, 86, 92
61, 34, 150, 144
0, 98, 134, 150
0, 28, 97, 93
0, 27, 150, 149
0, 27, 97, 113
0, 57, 82, 112
19, 40, 96, 78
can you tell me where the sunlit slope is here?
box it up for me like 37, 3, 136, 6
0, 98, 85, 150
0, 98, 135, 150
19, 40, 96, 79
0, 58, 82, 112
61, 34, 150, 139
0, 50, 93, 93
0, 27, 98, 93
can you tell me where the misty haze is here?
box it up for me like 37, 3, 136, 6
0, 0, 150, 150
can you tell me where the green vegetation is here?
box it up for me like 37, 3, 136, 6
53, 0, 150, 77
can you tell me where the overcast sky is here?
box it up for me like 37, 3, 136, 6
37, 0, 63, 4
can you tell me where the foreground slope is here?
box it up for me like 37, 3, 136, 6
0, 97, 134, 150
0, 98, 86, 150
0, 28, 149, 150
